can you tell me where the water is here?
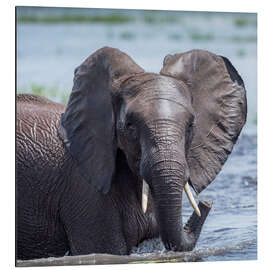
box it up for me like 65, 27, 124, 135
131, 132, 257, 261
16, 7, 257, 262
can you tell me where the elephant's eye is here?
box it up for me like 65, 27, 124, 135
126, 121, 138, 140
126, 121, 133, 129
126, 121, 135, 132
185, 122, 194, 150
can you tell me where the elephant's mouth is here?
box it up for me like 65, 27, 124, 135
140, 177, 201, 217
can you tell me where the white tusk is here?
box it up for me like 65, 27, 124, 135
184, 182, 201, 217
142, 179, 149, 213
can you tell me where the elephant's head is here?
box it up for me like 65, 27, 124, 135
58, 47, 247, 252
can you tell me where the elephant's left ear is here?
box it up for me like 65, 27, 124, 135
160, 49, 247, 194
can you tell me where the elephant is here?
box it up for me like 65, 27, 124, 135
16, 46, 247, 260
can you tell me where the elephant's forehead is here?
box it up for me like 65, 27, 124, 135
124, 92, 193, 126
127, 94, 193, 121
142, 74, 190, 101
119, 73, 190, 100
126, 74, 192, 110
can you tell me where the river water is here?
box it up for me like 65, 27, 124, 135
16, 7, 257, 262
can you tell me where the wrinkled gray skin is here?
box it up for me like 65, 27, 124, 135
16, 47, 247, 260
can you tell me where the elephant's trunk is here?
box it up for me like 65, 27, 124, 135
141, 151, 212, 252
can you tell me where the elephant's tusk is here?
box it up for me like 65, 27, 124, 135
184, 182, 201, 217
142, 179, 149, 213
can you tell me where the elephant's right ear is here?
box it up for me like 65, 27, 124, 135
58, 47, 144, 193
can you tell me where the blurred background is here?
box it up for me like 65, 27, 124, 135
16, 7, 257, 133
16, 7, 257, 261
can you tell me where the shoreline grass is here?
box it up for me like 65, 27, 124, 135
190, 33, 214, 41
17, 14, 133, 24
19, 84, 70, 104
234, 17, 257, 27
17, 12, 182, 25
17, 14, 181, 25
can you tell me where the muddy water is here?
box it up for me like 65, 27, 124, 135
16, 7, 257, 263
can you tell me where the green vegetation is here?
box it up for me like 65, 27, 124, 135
236, 49, 246, 57
234, 17, 257, 27
120, 31, 135, 40
231, 35, 257, 43
18, 14, 133, 24
17, 11, 180, 25
190, 33, 214, 41
20, 84, 70, 104
142, 14, 178, 24
30, 84, 57, 98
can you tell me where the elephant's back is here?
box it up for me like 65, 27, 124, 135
16, 94, 69, 170
17, 94, 66, 114
17, 93, 65, 129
